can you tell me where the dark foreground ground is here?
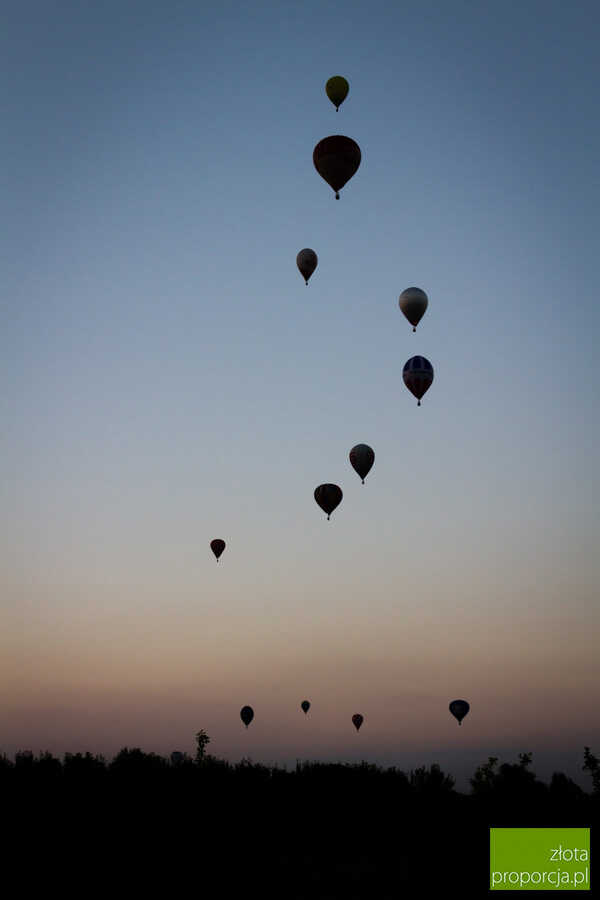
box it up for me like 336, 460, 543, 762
3, 749, 598, 896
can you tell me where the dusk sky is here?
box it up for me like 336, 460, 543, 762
2, 0, 599, 788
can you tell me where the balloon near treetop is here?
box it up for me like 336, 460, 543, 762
403, 356, 434, 405
296, 248, 318, 285
399, 287, 428, 332
313, 136, 361, 199
349, 444, 374, 484
210, 539, 226, 561
314, 484, 343, 520
240, 705, 254, 728
449, 700, 470, 725
325, 76, 349, 111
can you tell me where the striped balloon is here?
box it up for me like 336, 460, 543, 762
403, 356, 434, 406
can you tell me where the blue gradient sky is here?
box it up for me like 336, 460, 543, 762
2, 0, 599, 787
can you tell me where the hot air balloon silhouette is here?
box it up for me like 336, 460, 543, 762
313, 136, 361, 199
240, 705, 254, 728
314, 484, 343, 520
449, 700, 470, 725
210, 539, 226, 561
349, 444, 374, 484
399, 287, 428, 332
325, 76, 349, 111
352, 714, 364, 731
403, 356, 434, 406
296, 249, 318, 285
301, 700, 310, 714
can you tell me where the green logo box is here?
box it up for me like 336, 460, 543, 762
490, 828, 590, 891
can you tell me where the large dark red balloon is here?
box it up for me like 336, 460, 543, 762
314, 484, 343, 520
313, 136, 361, 199
210, 539, 226, 561
352, 714, 364, 731
240, 705, 254, 728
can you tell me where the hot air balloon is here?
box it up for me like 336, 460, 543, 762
240, 705, 254, 728
449, 700, 470, 725
349, 444, 374, 484
352, 714, 364, 732
403, 356, 434, 406
399, 287, 428, 332
301, 700, 310, 714
170, 751, 184, 765
313, 136, 361, 199
210, 539, 226, 561
296, 249, 318, 285
314, 484, 343, 520
325, 76, 349, 111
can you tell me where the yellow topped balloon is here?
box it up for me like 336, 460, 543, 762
325, 76, 349, 111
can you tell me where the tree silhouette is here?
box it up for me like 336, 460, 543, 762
194, 729, 211, 763
549, 771, 584, 801
470, 756, 498, 794
583, 746, 600, 794
4, 742, 597, 898
410, 763, 455, 793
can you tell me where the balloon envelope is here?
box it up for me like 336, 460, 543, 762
313, 136, 361, 199
314, 484, 343, 519
325, 75, 349, 110
399, 287, 428, 331
403, 356, 434, 405
210, 539, 226, 561
240, 705, 254, 728
301, 700, 310, 714
349, 444, 374, 484
296, 248, 318, 284
449, 699, 470, 725
352, 714, 364, 731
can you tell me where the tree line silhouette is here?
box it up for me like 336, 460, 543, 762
3, 737, 597, 896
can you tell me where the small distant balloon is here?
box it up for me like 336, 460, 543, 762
325, 76, 349, 111
240, 705, 254, 728
399, 287, 428, 332
403, 356, 434, 406
210, 539, 226, 561
449, 700, 470, 725
349, 444, 374, 484
301, 700, 310, 714
314, 484, 343, 520
296, 248, 318, 285
313, 135, 361, 199
352, 714, 364, 732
